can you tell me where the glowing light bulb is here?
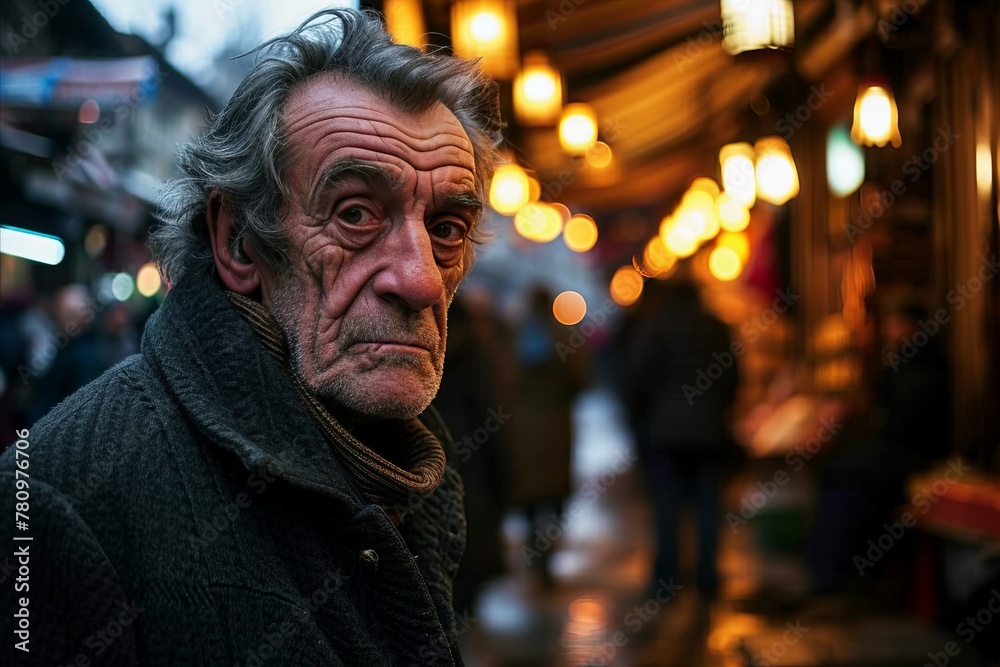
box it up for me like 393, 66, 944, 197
559, 103, 598, 154
514, 51, 563, 125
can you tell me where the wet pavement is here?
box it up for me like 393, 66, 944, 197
459, 388, 988, 667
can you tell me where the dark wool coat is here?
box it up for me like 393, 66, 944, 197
0, 269, 468, 666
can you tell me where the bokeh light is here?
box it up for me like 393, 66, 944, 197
563, 214, 598, 252
489, 163, 530, 215
716, 193, 751, 232
720, 142, 756, 207
469, 10, 501, 41
451, 0, 518, 79
550, 202, 572, 223
708, 246, 742, 281
852, 83, 901, 147
527, 175, 541, 203
552, 290, 587, 325
827, 125, 865, 197
78, 99, 100, 124
690, 176, 721, 199
584, 141, 613, 168
84, 224, 108, 258
610, 265, 644, 306
514, 51, 563, 125
559, 103, 598, 154
111, 272, 135, 301
754, 136, 799, 205
682, 189, 715, 211
383, 0, 427, 50
662, 221, 699, 258
637, 236, 676, 277
716, 231, 750, 262
136, 262, 162, 297
514, 202, 563, 243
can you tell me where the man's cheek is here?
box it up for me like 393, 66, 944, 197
301, 233, 346, 277
442, 265, 464, 297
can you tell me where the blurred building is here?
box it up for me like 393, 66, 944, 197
0, 0, 216, 296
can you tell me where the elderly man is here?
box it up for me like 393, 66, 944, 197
1, 9, 501, 666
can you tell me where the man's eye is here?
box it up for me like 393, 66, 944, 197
431, 220, 468, 242
339, 206, 375, 225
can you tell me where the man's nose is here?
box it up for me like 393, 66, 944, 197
372, 219, 445, 311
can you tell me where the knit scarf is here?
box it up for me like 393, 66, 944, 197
227, 292, 446, 521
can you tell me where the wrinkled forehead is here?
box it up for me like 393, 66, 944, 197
282, 73, 472, 150
278, 73, 476, 190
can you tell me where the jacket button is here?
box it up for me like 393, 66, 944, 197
359, 549, 379, 572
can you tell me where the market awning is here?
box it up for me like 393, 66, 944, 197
0, 56, 159, 108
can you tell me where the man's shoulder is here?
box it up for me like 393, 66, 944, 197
32, 353, 161, 433
2, 353, 178, 490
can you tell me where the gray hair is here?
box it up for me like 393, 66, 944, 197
150, 8, 503, 285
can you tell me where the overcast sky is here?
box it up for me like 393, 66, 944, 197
91, 0, 356, 85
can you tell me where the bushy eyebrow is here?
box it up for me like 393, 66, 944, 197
313, 157, 485, 221
314, 158, 396, 197
436, 191, 486, 221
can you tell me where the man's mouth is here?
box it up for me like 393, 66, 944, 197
350, 341, 433, 354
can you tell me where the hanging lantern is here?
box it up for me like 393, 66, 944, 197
720, 142, 756, 207
451, 0, 519, 79
754, 136, 799, 205
559, 103, 598, 155
721, 0, 794, 55
384, 0, 427, 50
851, 79, 902, 147
513, 51, 563, 126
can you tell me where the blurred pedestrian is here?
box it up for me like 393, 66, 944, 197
96, 301, 139, 370
29, 284, 102, 425
510, 286, 587, 587
624, 278, 739, 601
0, 291, 33, 440
807, 300, 949, 594
436, 289, 511, 613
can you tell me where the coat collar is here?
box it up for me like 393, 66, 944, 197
142, 268, 366, 510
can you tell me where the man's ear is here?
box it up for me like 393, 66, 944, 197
205, 192, 262, 296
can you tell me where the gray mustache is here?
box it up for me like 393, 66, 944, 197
339, 312, 441, 351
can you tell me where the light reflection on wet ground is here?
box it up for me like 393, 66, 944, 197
460, 388, 982, 667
